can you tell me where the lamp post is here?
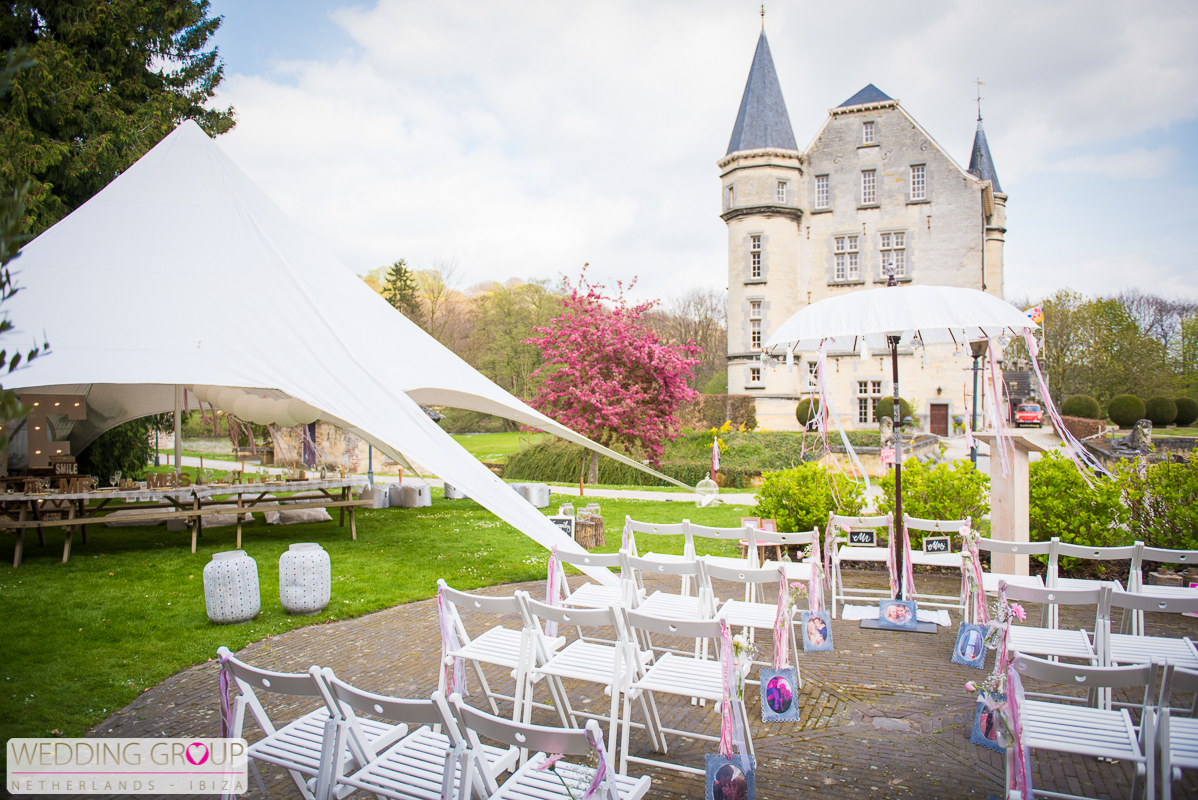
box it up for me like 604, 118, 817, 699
970, 339, 989, 466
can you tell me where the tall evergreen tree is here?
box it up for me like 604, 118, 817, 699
382, 258, 421, 323
0, 0, 236, 235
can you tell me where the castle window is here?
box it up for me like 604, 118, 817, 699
861, 170, 877, 205
750, 299, 762, 318
910, 165, 926, 200
749, 366, 762, 383
863, 121, 875, 144
750, 319, 762, 350
834, 235, 860, 281
750, 235, 762, 279
857, 380, 883, 423
807, 361, 818, 389
880, 231, 907, 277
725, 184, 734, 210
776, 180, 788, 203
815, 175, 829, 208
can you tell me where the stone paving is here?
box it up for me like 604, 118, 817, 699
88, 570, 1198, 800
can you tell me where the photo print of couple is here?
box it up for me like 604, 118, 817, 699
970, 693, 1006, 752
705, 754, 755, 800
951, 622, 988, 669
759, 668, 799, 723
800, 610, 833, 652
877, 599, 919, 630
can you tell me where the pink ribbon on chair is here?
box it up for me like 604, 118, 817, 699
580, 726, 609, 799
958, 525, 990, 624
218, 652, 232, 738
823, 522, 841, 590
773, 568, 791, 670
885, 518, 899, 599
899, 517, 917, 601
622, 518, 631, 551
437, 587, 467, 695
545, 546, 561, 638
808, 531, 823, 614
1005, 656, 1034, 800
996, 582, 1011, 676
718, 621, 749, 762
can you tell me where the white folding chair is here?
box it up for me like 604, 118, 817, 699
974, 537, 1052, 595
1003, 583, 1108, 669
451, 693, 652, 800
518, 594, 661, 754
1127, 545, 1198, 635
553, 549, 641, 612
621, 551, 715, 622
1158, 665, 1198, 800
828, 513, 895, 618
315, 677, 516, 800
1104, 591, 1198, 674
1009, 653, 1158, 800
619, 611, 753, 777
622, 517, 693, 594
437, 580, 566, 721
217, 647, 395, 800
899, 515, 970, 615
1046, 542, 1136, 631
703, 559, 802, 688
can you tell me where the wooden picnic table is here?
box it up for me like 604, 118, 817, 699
0, 478, 370, 567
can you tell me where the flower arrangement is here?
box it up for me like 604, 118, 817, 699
964, 586, 1027, 747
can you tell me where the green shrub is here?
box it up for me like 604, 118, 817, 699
438, 408, 515, 434
77, 417, 165, 485
795, 398, 820, 425
875, 396, 914, 424
701, 371, 728, 394
875, 458, 989, 524
1029, 450, 1129, 551
1107, 395, 1146, 429
1175, 398, 1198, 427
1145, 397, 1178, 427
754, 462, 865, 532
503, 439, 758, 488
1122, 450, 1198, 551
1061, 395, 1101, 420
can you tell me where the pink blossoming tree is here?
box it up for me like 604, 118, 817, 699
525, 269, 701, 481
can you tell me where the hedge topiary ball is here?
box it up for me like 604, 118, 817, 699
796, 397, 821, 425
875, 396, 913, 423
1107, 394, 1146, 429
1145, 396, 1178, 427
1174, 397, 1198, 427
1061, 394, 1101, 420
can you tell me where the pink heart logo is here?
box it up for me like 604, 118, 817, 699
185, 743, 209, 766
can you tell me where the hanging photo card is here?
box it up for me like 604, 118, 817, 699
759, 668, 800, 722
970, 692, 1007, 753
800, 610, 834, 653
877, 599, 919, 631
951, 622, 988, 669
705, 754, 756, 800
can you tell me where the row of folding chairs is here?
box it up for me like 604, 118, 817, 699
218, 645, 652, 800
439, 562, 796, 778
1003, 654, 1198, 800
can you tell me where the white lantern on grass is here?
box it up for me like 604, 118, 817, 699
279, 543, 331, 615
203, 550, 260, 624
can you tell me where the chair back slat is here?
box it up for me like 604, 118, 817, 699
452, 693, 600, 757
1002, 582, 1106, 606
1014, 653, 1156, 691
1054, 542, 1139, 561
903, 515, 971, 534
687, 522, 751, 542
626, 517, 687, 537
623, 551, 702, 578
702, 558, 784, 586
975, 538, 1054, 557
218, 648, 324, 698
523, 595, 621, 630
555, 550, 622, 570
752, 529, 815, 547
324, 670, 444, 727
438, 579, 522, 616
829, 514, 892, 529
626, 608, 723, 640
1139, 546, 1198, 566
1109, 590, 1198, 615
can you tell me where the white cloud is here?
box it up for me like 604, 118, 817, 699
211, 0, 1198, 304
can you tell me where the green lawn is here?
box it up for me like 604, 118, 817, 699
450, 431, 551, 462
0, 492, 749, 763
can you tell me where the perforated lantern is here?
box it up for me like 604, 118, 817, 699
203, 550, 261, 624
279, 543, 331, 615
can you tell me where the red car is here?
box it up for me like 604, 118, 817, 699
1015, 403, 1044, 428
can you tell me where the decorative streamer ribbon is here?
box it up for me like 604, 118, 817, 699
815, 340, 871, 489
717, 621, 749, 763
437, 587, 467, 695
996, 582, 1012, 676
958, 525, 989, 624
823, 521, 840, 590
885, 517, 900, 599
773, 567, 791, 670
580, 727, 610, 800
621, 518, 632, 552
1022, 329, 1109, 484
900, 517, 917, 601
1005, 658, 1034, 800
808, 529, 823, 614
985, 338, 1012, 478
545, 547, 561, 638
218, 652, 232, 738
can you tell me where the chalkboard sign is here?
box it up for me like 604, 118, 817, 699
548, 515, 575, 540
847, 529, 877, 547
923, 536, 951, 553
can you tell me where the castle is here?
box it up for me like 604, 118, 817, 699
722, 32, 1007, 434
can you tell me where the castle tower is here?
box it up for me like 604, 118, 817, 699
967, 115, 1007, 297
719, 31, 804, 427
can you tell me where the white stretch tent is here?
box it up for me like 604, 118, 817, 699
2, 121, 695, 586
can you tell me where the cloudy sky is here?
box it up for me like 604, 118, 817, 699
206, 0, 1198, 304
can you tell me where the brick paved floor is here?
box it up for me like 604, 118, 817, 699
86, 571, 1198, 800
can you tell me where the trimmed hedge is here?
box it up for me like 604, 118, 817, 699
1107, 395, 1146, 429
795, 397, 820, 425
875, 396, 913, 423
1061, 395, 1101, 420
1175, 398, 1198, 427
502, 439, 758, 488
1145, 396, 1178, 427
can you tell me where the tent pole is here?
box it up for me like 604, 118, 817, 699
368, 444, 374, 485
174, 385, 183, 472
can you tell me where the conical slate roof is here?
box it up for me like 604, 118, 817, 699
726, 32, 797, 155
967, 118, 1002, 193
838, 84, 893, 108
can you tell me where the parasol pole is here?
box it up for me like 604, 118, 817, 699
884, 261, 904, 600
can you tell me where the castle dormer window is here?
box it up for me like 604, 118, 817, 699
863, 121, 875, 144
